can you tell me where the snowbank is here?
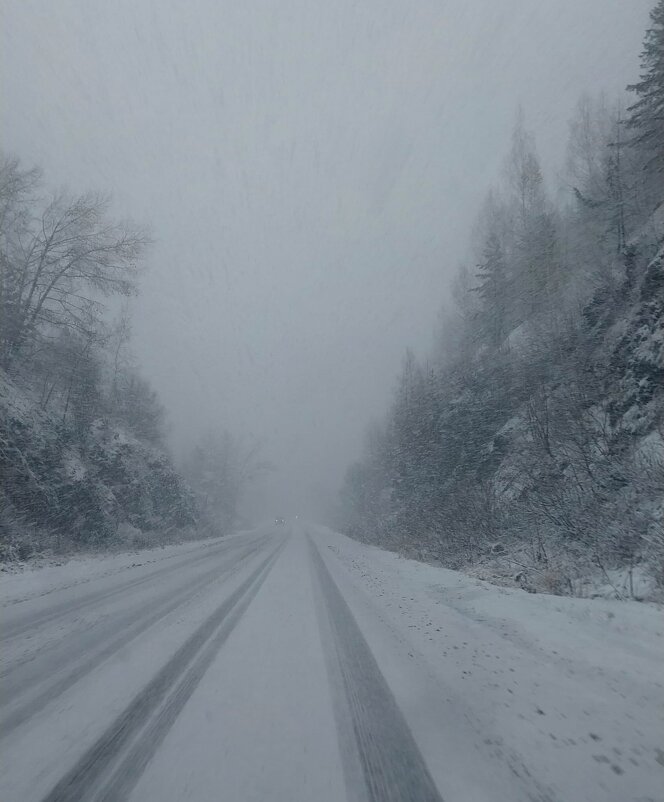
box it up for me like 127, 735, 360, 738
0, 533, 234, 607
314, 525, 664, 802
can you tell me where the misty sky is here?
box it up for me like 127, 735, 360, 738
1, 0, 652, 517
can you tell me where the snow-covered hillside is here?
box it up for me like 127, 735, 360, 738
0, 369, 197, 560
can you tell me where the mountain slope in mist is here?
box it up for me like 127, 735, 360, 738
339, 6, 664, 599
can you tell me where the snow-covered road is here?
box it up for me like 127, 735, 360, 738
1, 524, 662, 802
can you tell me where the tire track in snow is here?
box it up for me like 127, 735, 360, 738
309, 536, 444, 802
1, 536, 269, 736
3, 535, 264, 641
40, 535, 287, 802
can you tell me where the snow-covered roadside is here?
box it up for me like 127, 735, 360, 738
466, 548, 659, 601
312, 525, 664, 802
0, 530, 255, 607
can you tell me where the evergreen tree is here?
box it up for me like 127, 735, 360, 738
473, 230, 511, 348
506, 114, 561, 321
626, 0, 664, 176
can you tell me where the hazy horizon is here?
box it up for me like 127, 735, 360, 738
2, 0, 652, 518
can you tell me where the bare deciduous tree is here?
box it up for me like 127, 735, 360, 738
184, 431, 274, 530
0, 154, 149, 367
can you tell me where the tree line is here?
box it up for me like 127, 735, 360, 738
0, 156, 264, 557
339, 1, 664, 597
0, 156, 164, 439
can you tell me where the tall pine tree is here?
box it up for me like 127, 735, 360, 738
473, 230, 511, 348
626, 0, 664, 176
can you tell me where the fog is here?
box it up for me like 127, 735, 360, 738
1, 0, 651, 519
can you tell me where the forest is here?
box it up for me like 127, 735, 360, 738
339, 3, 664, 599
0, 161, 266, 559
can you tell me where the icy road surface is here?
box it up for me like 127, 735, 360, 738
1, 524, 662, 802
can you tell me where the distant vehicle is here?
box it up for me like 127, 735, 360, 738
274, 517, 286, 526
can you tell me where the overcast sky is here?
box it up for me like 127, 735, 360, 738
1, 0, 652, 517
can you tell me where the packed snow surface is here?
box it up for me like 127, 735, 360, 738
1, 523, 662, 801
